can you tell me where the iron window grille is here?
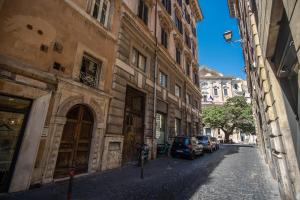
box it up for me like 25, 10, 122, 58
80, 54, 102, 88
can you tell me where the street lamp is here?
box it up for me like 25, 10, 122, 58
223, 30, 243, 43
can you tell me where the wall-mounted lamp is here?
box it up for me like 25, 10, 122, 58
223, 30, 243, 43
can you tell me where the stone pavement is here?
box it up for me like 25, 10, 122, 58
0, 145, 280, 200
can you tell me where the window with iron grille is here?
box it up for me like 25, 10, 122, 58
162, 0, 171, 14
131, 48, 147, 72
175, 15, 183, 34
80, 54, 102, 88
91, 0, 111, 27
138, 0, 149, 25
161, 28, 168, 48
176, 48, 181, 65
159, 71, 168, 88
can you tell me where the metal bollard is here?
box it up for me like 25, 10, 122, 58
67, 168, 75, 200
140, 146, 144, 179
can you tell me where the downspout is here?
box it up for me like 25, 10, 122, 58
153, 0, 158, 158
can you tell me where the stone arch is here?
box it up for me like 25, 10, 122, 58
43, 95, 105, 183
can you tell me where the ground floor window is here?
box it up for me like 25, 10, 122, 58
175, 118, 181, 136
156, 113, 166, 144
205, 128, 211, 136
0, 94, 31, 192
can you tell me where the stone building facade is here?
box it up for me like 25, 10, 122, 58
228, 0, 300, 199
107, 0, 203, 165
199, 67, 251, 142
0, 0, 120, 192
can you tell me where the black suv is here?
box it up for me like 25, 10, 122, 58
170, 136, 203, 159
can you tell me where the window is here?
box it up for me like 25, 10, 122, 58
191, 23, 196, 37
193, 71, 199, 85
176, 48, 181, 65
132, 48, 147, 72
91, 0, 110, 27
175, 15, 183, 34
184, 6, 190, 24
175, 118, 181, 136
162, 0, 171, 14
214, 88, 218, 95
138, 0, 149, 25
175, 84, 181, 97
194, 100, 198, 109
186, 61, 191, 76
80, 54, 102, 88
203, 95, 207, 102
185, 33, 191, 49
233, 83, 238, 90
186, 93, 191, 104
161, 28, 168, 48
177, 0, 182, 7
187, 122, 192, 136
159, 71, 168, 87
224, 88, 228, 96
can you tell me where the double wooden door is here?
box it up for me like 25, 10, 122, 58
54, 105, 93, 178
122, 87, 145, 164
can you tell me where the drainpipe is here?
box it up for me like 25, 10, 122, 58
153, 0, 158, 159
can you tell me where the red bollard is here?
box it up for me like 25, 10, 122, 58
67, 168, 75, 200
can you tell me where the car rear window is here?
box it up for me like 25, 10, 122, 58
198, 136, 208, 140
174, 137, 190, 145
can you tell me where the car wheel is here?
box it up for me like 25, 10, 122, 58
190, 152, 195, 160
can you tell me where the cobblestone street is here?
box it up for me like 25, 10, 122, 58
0, 145, 280, 200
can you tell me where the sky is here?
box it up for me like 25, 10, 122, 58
196, 0, 246, 79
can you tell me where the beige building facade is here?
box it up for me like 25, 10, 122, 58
228, 0, 300, 199
0, 0, 120, 193
0, 0, 203, 193
199, 67, 251, 143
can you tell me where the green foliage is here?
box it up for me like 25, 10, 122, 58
202, 96, 255, 136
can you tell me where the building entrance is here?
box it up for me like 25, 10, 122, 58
54, 105, 93, 178
0, 94, 31, 192
122, 86, 145, 164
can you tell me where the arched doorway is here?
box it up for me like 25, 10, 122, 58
54, 104, 94, 178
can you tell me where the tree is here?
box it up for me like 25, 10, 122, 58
202, 96, 255, 142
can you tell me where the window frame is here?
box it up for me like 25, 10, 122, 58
79, 53, 102, 88
159, 71, 168, 88
91, 0, 111, 27
138, 0, 149, 25
175, 84, 181, 97
131, 48, 147, 72
161, 27, 168, 48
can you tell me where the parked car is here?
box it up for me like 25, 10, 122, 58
171, 136, 203, 159
211, 137, 220, 150
197, 135, 216, 152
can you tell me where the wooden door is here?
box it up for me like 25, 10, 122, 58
54, 105, 93, 178
122, 87, 145, 164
